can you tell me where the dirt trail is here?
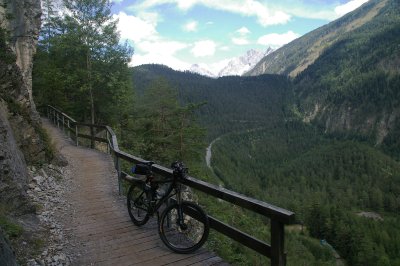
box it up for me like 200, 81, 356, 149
42, 119, 226, 265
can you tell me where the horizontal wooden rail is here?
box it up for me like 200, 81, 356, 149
209, 216, 272, 257
75, 122, 108, 129
44, 105, 294, 266
77, 133, 107, 143
121, 170, 273, 257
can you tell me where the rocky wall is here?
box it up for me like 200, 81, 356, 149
0, 0, 44, 165
0, 0, 44, 263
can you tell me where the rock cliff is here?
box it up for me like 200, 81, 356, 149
0, 0, 43, 201
0, 0, 46, 263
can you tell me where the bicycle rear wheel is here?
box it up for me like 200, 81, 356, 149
159, 201, 209, 253
127, 183, 150, 226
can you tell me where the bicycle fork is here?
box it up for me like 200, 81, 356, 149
176, 184, 188, 230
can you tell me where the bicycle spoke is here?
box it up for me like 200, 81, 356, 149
159, 202, 209, 253
127, 184, 150, 226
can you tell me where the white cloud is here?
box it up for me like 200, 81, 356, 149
209, 58, 232, 73
130, 38, 189, 71
113, 12, 158, 43
286, 0, 370, 20
137, 11, 161, 26
191, 58, 233, 76
236, 26, 250, 35
257, 31, 300, 48
283, 6, 336, 21
136, 0, 291, 27
191, 40, 217, 57
335, 0, 369, 17
114, 12, 190, 71
111, 0, 124, 3
220, 46, 230, 51
232, 27, 251, 45
184, 20, 198, 32
129, 0, 370, 27
137, 40, 188, 54
131, 53, 190, 70
232, 37, 249, 45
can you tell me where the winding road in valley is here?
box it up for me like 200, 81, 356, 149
42, 119, 226, 265
205, 137, 221, 169
205, 126, 267, 171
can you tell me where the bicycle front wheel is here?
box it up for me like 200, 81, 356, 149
127, 183, 150, 226
159, 201, 209, 253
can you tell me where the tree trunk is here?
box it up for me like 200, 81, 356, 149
179, 112, 185, 160
87, 49, 95, 148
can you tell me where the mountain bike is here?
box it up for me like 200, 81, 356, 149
125, 161, 209, 254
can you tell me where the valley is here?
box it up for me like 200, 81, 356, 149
29, 0, 400, 265
130, 1, 400, 264
205, 137, 220, 169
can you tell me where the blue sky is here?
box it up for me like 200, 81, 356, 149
110, 0, 369, 72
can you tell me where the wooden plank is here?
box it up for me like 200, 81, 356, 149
120, 175, 272, 259
45, 104, 294, 265
118, 159, 294, 223
183, 177, 295, 224
271, 220, 285, 266
190, 255, 228, 266
165, 251, 218, 266
208, 215, 271, 257
47, 105, 76, 122
75, 122, 107, 129
77, 133, 107, 143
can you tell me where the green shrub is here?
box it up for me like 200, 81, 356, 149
0, 216, 23, 238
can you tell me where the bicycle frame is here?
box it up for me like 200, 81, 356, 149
127, 162, 210, 254
136, 175, 182, 217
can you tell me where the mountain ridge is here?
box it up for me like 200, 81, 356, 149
244, 0, 400, 155
189, 47, 274, 77
131, 63, 291, 139
246, 0, 388, 77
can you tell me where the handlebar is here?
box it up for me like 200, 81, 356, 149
131, 161, 188, 181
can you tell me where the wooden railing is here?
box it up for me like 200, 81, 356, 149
44, 105, 295, 266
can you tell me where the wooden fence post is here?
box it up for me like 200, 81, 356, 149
67, 120, 70, 138
271, 220, 285, 266
106, 130, 110, 154
75, 124, 79, 146
116, 156, 122, 195
62, 116, 65, 132
57, 112, 60, 128
90, 124, 95, 149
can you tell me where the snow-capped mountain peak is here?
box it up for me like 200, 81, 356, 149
218, 48, 274, 77
189, 64, 217, 78
189, 47, 274, 78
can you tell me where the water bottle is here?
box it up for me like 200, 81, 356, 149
156, 187, 165, 200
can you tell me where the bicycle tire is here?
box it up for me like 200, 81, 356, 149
127, 183, 150, 226
158, 201, 209, 253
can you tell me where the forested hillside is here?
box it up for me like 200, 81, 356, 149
131, 39, 400, 263
208, 1, 400, 263
132, 64, 292, 139
131, 65, 400, 265
248, 0, 400, 155
294, 0, 400, 157
32, 0, 400, 265
247, 0, 389, 78
211, 123, 400, 265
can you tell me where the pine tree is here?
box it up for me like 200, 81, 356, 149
33, 0, 133, 128
130, 78, 205, 165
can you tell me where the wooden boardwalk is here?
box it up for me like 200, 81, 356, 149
42, 119, 227, 266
